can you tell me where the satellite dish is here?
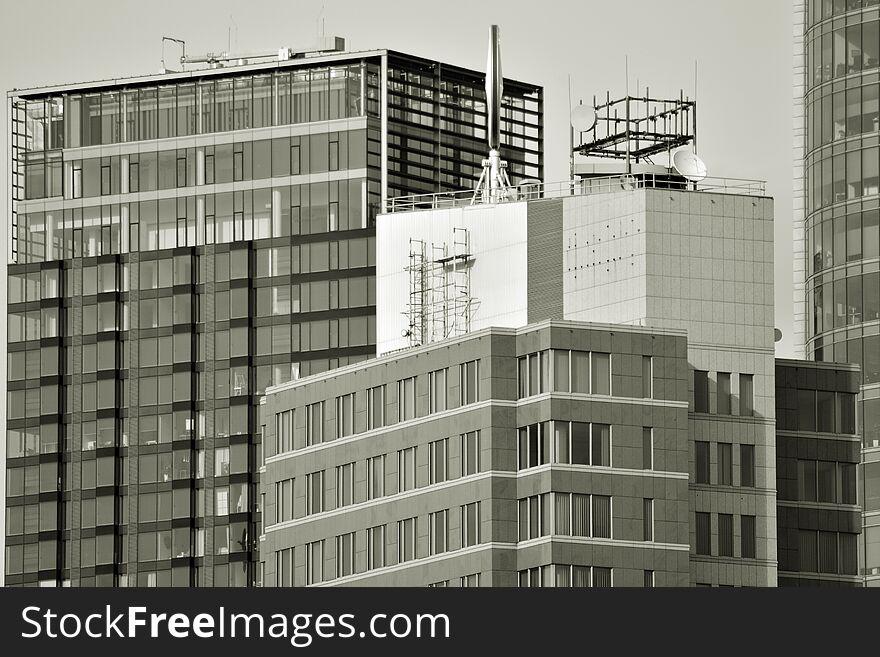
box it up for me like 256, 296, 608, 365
774, 328, 783, 343
672, 149, 708, 182
571, 104, 597, 134
619, 174, 637, 191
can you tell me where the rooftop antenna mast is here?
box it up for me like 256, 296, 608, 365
472, 25, 513, 204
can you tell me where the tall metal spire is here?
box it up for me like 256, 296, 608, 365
473, 25, 513, 204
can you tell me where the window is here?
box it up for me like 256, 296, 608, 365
643, 499, 653, 542
429, 438, 448, 484
518, 422, 550, 469
695, 441, 710, 484
817, 460, 836, 503
429, 368, 447, 413
429, 510, 448, 555
741, 515, 756, 559
306, 540, 323, 585
553, 350, 570, 392
305, 471, 324, 515
336, 532, 355, 578
818, 531, 838, 574
398, 446, 416, 492
367, 525, 385, 570
305, 401, 323, 446
367, 385, 385, 430
518, 351, 549, 397
215, 447, 230, 476
276, 548, 293, 587
592, 495, 611, 538
642, 356, 653, 398
366, 455, 385, 500
799, 530, 818, 572
335, 393, 354, 439
718, 513, 734, 557
460, 360, 479, 405
398, 517, 417, 563
461, 502, 480, 547
695, 512, 711, 555
397, 376, 415, 422
718, 443, 733, 486
717, 372, 731, 414
275, 410, 292, 455
275, 478, 293, 523
694, 370, 709, 412
553, 421, 611, 467
644, 570, 654, 587
740, 444, 755, 488
519, 566, 551, 587
461, 431, 480, 476
460, 573, 480, 587
336, 462, 354, 508
592, 567, 612, 588
739, 374, 754, 416
798, 460, 818, 502
642, 427, 653, 470
591, 352, 611, 395
215, 487, 229, 516
518, 494, 550, 541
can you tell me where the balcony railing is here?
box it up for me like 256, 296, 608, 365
385, 173, 767, 213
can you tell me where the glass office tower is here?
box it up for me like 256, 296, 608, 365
5, 48, 543, 587
797, 0, 880, 583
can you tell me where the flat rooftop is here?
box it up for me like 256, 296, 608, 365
8, 48, 541, 99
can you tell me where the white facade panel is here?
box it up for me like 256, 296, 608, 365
376, 202, 529, 355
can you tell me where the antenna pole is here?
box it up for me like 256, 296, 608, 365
568, 74, 574, 185
693, 60, 698, 154
625, 56, 631, 174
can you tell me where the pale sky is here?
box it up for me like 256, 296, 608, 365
0, 0, 797, 353
0, 0, 796, 578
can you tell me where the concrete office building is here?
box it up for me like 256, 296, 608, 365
261, 320, 693, 587
775, 359, 861, 586
4, 43, 543, 587
794, 0, 880, 582
262, 96, 783, 585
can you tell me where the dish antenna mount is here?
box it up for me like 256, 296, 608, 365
671, 148, 708, 182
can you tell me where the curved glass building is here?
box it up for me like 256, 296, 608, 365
797, 0, 880, 583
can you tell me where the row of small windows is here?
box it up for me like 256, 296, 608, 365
779, 530, 859, 575
272, 432, 481, 523
275, 504, 481, 586
807, 17, 880, 88
807, 205, 879, 273
517, 421, 621, 469
273, 361, 480, 454
517, 349, 618, 398
517, 493, 614, 540
517, 564, 613, 588
806, 145, 880, 213
8, 239, 374, 305
806, 84, 879, 154
807, 0, 880, 28
694, 512, 757, 559
14, 178, 373, 264
781, 458, 858, 504
23, 131, 366, 201
809, 272, 880, 342
694, 442, 756, 487
19, 65, 367, 153
693, 370, 754, 415
776, 388, 857, 433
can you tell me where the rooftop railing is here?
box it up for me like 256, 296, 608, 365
385, 173, 767, 213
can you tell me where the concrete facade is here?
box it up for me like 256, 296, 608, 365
260, 321, 691, 587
